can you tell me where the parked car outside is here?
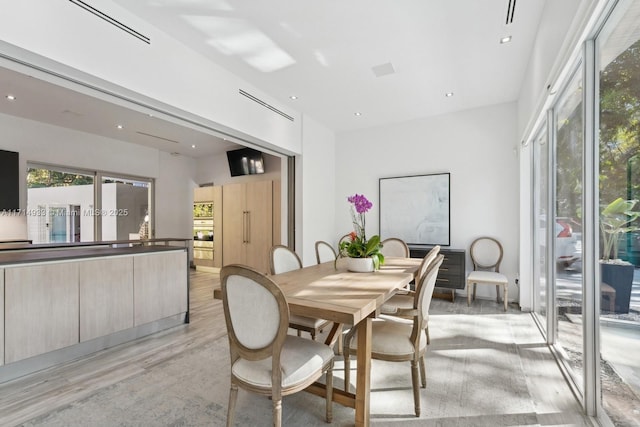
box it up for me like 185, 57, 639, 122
539, 216, 581, 270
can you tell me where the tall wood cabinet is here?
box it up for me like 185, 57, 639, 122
222, 180, 280, 274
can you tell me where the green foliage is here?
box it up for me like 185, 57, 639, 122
338, 233, 384, 270
600, 198, 640, 261
27, 168, 93, 188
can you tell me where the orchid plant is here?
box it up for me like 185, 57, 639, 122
337, 194, 384, 270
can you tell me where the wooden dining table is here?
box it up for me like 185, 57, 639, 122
214, 256, 421, 427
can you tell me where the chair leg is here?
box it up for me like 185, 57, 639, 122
272, 398, 282, 427
311, 330, 317, 341
343, 349, 351, 393
473, 283, 477, 301
297, 330, 302, 337
325, 364, 334, 422
504, 285, 508, 311
343, 329, 355, 392
467, 281, 472, 306
411, 360, 421, 417
495, 284, 501, 304
226, 383, 238, 427
419, 355, 427, 388
425, 325, 430, 345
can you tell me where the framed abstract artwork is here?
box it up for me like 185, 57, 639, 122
379, 172, 450, 246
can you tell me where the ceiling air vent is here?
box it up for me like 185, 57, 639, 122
136, 131, 180, 144
505, 0, 516, 25
68, 0, 150, 44
239, 89, 294, 122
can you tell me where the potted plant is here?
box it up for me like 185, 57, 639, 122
337, 194, 384, 272
600, 197, 640, 313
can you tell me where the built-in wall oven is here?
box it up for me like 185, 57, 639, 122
193, 202, 214, 267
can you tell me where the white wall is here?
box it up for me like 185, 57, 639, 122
0, 0, 302, 156
335, 102, 520, 302
0, 113, 196, 242
299, 115, 336, 266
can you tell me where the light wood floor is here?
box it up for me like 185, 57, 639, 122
0, 269, 227, 426
0, 269, 591, 426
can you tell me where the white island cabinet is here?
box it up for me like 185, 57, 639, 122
0, 245, 188, 381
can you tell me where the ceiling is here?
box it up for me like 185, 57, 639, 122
0, 0, 546, 157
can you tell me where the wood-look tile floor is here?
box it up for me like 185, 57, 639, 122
0, 270, 592, 426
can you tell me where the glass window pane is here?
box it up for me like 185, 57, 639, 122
26, 167, 94, 243
534, 128, 549, 331
597, 0, 640, 424
101, 176, 151, 241
554, 70, 584, 391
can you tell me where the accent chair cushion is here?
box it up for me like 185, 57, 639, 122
232, 335, 334, 389
349, 316, 427, 357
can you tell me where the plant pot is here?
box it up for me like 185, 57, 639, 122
601, 261, 634, 314
346, 257, 374, 273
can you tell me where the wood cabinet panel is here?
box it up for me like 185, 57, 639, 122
272, 181, 282, 246
194, 186, 214, 202
244, 180, 272, 274
133, 251, 188, 326
222, 181, 275, 273
212, 185, 223, 268
5, 262, 79, 363
79, 257, 134, 342
222, 183, 245, 266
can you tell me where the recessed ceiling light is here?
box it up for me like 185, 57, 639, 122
445, 92, 454, 97
289, 95, 298, 100
191, 144, 196, 148
500, 36, 512, 44
116, 125, 123, 129
354, 112, 362, 116
6, 94, 16, 101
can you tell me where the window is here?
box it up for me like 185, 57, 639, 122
26, 164, 153, 243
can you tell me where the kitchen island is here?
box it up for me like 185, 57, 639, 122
0, 240, 189, 382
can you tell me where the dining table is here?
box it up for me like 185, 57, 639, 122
214, 256, 421, 427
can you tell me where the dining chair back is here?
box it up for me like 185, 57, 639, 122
269, 245, 332, 340
315, 240, 337, 264
220, 264, 334, 427
380, 237, 410, 258
344, 254, 444, 417
379, 245, 441, 344
269, 245, 302, 274
466, 236, 509, 311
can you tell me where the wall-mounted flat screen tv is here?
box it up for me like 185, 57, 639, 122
0, 149, 19, 211
226, 148, 265, 177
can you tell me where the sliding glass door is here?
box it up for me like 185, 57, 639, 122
26, 166, 94, 243
26, 164, 153, 243
533, 126, 549, 333
597, 1, 640, 424
553, 68, 585, 393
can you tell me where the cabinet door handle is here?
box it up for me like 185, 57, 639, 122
242, 211, 247, 243
440, 267, 449, 271
246, 211, 251, 244
437, 278, 450, 282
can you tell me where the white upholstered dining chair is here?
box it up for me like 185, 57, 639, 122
343, 254, 444, 417
466, 236, 509, 311
269, 245, 331, 340
380, 237, 410, 258
380, 245, 441, 344
220, 265, 334, 427
314, 240, 337, 264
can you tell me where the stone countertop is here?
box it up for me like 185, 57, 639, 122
0, 244, 187, 267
